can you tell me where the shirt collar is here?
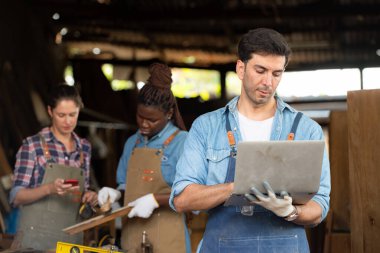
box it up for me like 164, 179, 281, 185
136, 121, 175, 143
40, 127, 82, 149
224, 95, 295, 114
276, 95, 296, 113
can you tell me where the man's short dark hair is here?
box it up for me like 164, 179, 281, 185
238, 28, 292, 67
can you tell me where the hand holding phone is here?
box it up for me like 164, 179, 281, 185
64, 179, 79, 186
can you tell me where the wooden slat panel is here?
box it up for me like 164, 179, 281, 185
329, 111, 350, 231
347, 89, 380, 253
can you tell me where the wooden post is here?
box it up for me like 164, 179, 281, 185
347, 89, 380, 253
329, 111, 350, 231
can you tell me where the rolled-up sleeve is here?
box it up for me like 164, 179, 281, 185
312, 147, 330, 221
310, 126, 331, 221
10, 140, 36, 204
9, 186, 24, 205
169, 117, 208, 211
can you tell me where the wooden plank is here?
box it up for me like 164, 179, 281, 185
323, 211, 334, 253
347, 89, 380, 253
329, 111, 350, 231
63, 206, 131, 235
187, 212, 208, 253
329, 233, 351, 253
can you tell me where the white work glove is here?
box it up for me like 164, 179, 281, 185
245, 181, 294, 217
98, 187, 121, 206
127, 193, 159, 219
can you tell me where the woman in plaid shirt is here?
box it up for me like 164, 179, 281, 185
10, 84, 97, 250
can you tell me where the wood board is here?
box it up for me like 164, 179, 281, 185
63, 206, 131, 235
347, 89, 380, 253
329, 111, 350, 231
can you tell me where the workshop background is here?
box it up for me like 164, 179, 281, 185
0, 0, 380, 252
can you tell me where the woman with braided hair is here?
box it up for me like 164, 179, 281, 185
98, 63, 190, 253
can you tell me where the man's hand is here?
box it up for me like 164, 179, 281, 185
245, 181, 295, 217
127, 193, 159, 219
98, 187, 121, 205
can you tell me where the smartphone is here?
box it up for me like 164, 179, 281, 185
64, 179, 79, 186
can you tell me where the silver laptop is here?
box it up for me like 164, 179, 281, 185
224, 140, 325, 206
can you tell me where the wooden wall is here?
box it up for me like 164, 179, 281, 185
324, 111, 351, 253
0, 0, 65, 156
347, 89, 380, 253
329, 111, 350, 231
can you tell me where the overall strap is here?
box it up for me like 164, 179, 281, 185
224, 107, 237, 183
162, 129, 180, 149
39, 134, 84, 167
79, 150, 84, 167
39, 134, 54, 163
134, 136, 142, 148
287, 112, 303, 140
225, 107, 236, 156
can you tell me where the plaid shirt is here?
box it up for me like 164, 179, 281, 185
10, 127, 91, 203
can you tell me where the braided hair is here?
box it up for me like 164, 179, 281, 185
138, 63, 186, 130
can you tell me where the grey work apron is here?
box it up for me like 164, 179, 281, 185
13, 135, 85, 251
121, 130, 187, 253
200, 109, 309, 253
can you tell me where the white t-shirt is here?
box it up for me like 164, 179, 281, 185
238, 112, 274, 141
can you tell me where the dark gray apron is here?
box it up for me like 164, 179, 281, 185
13, 135, 85, 251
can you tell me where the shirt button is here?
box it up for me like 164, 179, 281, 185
234, 127, 237, 131
65, 156, 68, 160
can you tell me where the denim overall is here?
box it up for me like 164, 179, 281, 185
200, 109, 309, 253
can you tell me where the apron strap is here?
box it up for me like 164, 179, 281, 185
287, 112, 303, 140
225, 107, 236, 155
163, 129, 180, 148
224, 107, 237, 183
39, 134, 53, 163
79, 151, 84, 167
39, 134, 84, 167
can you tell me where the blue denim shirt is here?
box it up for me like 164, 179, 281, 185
116, 121, 188, 190
170, 96, 331, 221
